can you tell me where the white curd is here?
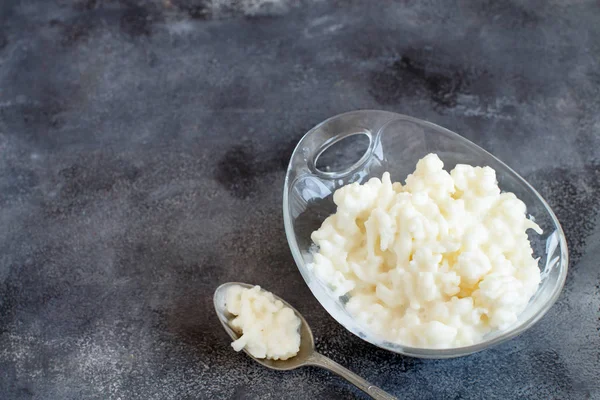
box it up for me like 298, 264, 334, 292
225, 285, 301, 360
309, 154, 542, 348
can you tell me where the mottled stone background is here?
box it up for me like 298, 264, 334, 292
0, 0, 599, 399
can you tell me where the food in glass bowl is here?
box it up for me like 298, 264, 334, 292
283, 110, 568, 358
308, 153, 542, 349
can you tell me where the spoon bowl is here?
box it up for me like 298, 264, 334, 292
213, 282, 397, 399
213, 282, 314, 371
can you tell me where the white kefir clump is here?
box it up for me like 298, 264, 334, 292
309, 154, 542, 348
225, 285, 301, 360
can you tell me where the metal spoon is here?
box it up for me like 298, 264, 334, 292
214, 282, 397, 400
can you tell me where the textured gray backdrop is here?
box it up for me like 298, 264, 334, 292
0, 0, 599, 399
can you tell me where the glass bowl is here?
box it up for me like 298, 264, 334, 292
283, 110, 568, 359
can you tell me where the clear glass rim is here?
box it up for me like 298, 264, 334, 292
283, 110, 569, 358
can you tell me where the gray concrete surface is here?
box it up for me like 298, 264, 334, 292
0, 0, 599, 399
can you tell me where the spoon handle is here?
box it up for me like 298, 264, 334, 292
307, 352, 398, 400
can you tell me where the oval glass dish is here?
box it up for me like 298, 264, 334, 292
283, 110, 568, 358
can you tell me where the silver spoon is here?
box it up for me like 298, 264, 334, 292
214, 282, 398, 400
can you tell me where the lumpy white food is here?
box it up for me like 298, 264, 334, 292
225, 285, 301, 360
309, 153, 542, 349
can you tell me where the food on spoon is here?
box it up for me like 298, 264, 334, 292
225, 285, 301, 360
